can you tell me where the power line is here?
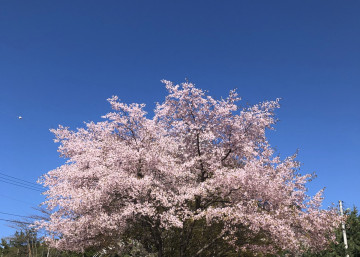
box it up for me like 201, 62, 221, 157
0, 211, 30, 219
0, 171, 44, 192
0, 171, 43, 189
0, 218, 32, 225
0, 178, 43, 192
0, 193, 35, 205
0, 178, 44, 192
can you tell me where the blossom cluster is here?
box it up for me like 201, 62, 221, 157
38, 81, 340, 254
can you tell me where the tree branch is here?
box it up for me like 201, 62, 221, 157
194, 231, 225, 257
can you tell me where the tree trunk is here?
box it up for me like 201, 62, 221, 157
28, 239, 32, 257
157, 233, 164, 257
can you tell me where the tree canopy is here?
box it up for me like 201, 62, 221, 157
37, 81, 340, 256
304, 206, 360, 257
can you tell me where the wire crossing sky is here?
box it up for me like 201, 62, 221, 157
0, 0, 359, 238
0, 172, 44, 192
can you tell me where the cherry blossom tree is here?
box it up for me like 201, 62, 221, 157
38, 80, 340, 256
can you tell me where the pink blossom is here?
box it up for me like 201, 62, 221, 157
38, 81, 340, 254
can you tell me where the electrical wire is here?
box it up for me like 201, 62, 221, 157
0, 218, 31, 225
0, 211, 30, 218
0, 173, 45, 231
0, 178, 44, 192
0, 171, 44, 192
0, 193, 35, 205
0, 172, 42, 187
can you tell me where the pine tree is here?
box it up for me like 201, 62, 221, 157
304, 207, 360, 257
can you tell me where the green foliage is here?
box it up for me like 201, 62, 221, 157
0, 228, 96, 257
303, 207, 360, 257
115, 217, 276, 257
2, 206, 359, 257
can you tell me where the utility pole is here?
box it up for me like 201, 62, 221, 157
339, 200, 349, 257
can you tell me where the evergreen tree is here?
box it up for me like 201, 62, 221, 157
304, 207, 360, 257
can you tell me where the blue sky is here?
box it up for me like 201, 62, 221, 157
0, 0, 359, 238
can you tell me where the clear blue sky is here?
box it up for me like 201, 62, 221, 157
0, 0, 359, 238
